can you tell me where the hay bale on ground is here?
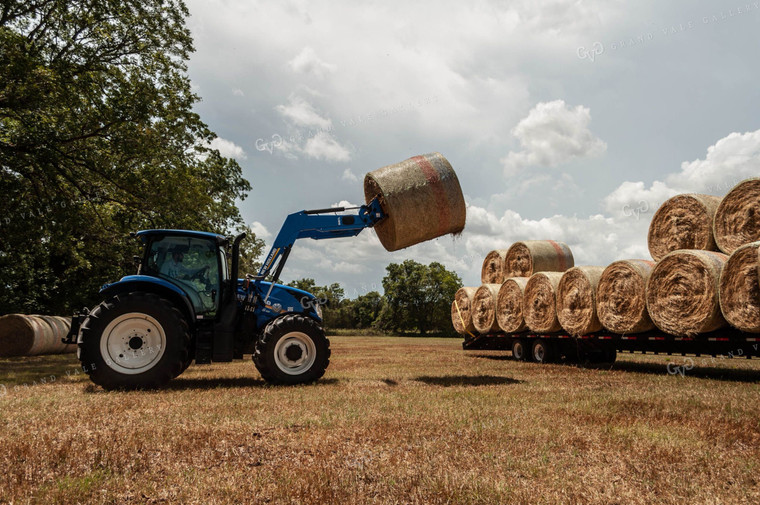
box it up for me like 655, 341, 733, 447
481, 249, 509, 284
556, 266, 606, 336
647, 194, 722, 261
451, 287, 478, 334
0, 314, 75, 357
524, 272, 564, 333
713, 178, 760, 254
597, 260, 656, 333
364, 152, 466, 251
504, 240, 574, 278
718, 242, 760, 333
472, 284, 502, 334
497, 277, 530, 333
646, 250, 728, 336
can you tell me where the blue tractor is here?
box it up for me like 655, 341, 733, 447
66, 200, 386, 389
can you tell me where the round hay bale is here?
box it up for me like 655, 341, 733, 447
714, 178, 760, 254
0, 314, 74, 357
597, 260, 656, 333
496, 277, 529, 333
719, 242, 760, 333
451, 287, 478, 334
364, 152, 466, 251
646, 250, 728, 336
471, 284, 502, 334
647, 194, 722, 260
556, 266, 606, 336
481, 249, 508, 284
504, 241, 574, 278
523, 272, 564, 333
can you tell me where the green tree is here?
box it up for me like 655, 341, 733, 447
0, 0, 253, 314
377, 260, 462, 335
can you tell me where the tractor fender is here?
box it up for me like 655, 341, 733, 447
99, 275, 196, 324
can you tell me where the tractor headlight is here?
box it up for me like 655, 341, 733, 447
315, 302, 323, 319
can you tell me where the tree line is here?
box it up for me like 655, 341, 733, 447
289, 259, 462, 335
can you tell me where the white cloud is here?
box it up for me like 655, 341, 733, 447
604, 129, 760, 217
208, 137, 247, 160
501, 100, 607, 176
275, 95, 332, 130
289, 47, 337, 78
249, 221, 272, 241
341, 169, 359, 182
303, 131, 351, 162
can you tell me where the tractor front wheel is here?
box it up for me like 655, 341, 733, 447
77, 292, 190, 390
253, 315, 330, 385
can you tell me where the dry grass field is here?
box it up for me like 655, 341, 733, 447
1, 336, 759, 504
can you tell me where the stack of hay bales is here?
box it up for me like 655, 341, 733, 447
452, 177, 760, 339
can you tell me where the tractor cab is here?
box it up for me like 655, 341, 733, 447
135, 230, 230, 317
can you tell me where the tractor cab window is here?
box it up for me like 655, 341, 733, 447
145, 236, 221, 315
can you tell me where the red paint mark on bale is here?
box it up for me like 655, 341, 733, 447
547, 240, 567, 271
412, 155, 450, 238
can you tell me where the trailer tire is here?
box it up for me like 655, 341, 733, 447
531, 339, 555, 364
253, 315, 330, 385
511, 339, 528, 361
78, 292, 190, 390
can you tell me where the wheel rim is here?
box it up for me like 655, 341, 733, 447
534, 343, 545, 362
513, 342, 523, 359
273, 331, 317, 375
100, 313, 167, 375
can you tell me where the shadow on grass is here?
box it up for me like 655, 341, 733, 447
0, 354, 81, 387
607, 360, 760, 383
469, 353, 513, 361
161, 376, 341, 391
414, 375, 521, 387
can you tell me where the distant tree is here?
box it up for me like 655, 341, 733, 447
0, 0, 252, 314
377, 260, 462, 334
353, 291, 383, 328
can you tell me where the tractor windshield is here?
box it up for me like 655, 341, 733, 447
143, 236, 221, 315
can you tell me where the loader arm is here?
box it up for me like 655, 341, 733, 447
255, 198, 386, 284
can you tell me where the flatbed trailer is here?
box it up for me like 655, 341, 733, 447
463, 329, 760, 364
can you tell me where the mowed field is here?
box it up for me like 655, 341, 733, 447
1, 336, 759, 504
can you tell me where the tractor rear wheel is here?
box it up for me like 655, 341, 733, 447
253, 314, 330, 385
77, 292, 190, 390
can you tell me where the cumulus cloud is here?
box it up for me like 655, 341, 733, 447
501, 100, 607, 176
289, 47, 337, 78
303, 132, 351, 162
604, 129, 760, 217
208, 137, 247, 160
249, 221, 272, 241
275, 95, 332, 130
341, 169, 359, 182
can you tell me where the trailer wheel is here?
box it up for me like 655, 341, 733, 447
531, 339, 555, 364
511, 339, 528, 361
253, 315, 330, 385
78, 292, 190, 390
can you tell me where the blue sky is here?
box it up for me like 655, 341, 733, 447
184, 0, 760, 296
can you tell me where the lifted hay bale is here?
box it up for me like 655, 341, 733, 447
646, 250, 728, 336
647, 194, 722, 261
714, 178, 760, 254
504, 240, 574, 278
451, 287, 478, 334
364, 152, 466, 251
481, 249, 509, 284
523, 272, 564, 333
556, 266, 606, 336
597, 259, 656, 333
496, 277, 529, 333
0, 314, 75, 357
719, 242, 760, 333
471, 284, 501, 334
